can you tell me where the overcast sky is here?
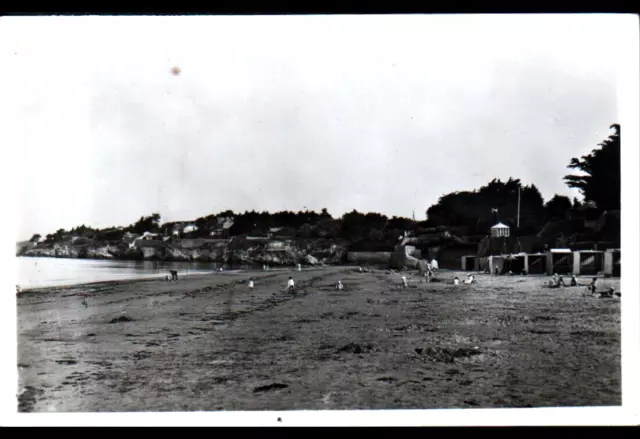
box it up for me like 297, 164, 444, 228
1, 14, 628, 240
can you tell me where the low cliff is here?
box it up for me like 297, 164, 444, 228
19, 238, 349, 266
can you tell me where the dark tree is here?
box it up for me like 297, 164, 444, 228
564, 124, 620, 211
29, 234, 41, 242
544, 194, 572, 221
425, 178, 545, 233
129, 213, 162, 234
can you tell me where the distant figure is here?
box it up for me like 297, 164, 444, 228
336, 280, 344, 291
297, 263, 302, 272
483, 267, 490, 274
453, 276, 460, 286
248, 278, 254, 289
358, 266, 363, 273
401, 276, 408, 289
219, 267, 224, 272
170, 270, 179, 281
263, 264, 266, 271
464, 274, 477, 285
588, 277, 598, 295
548, 274, 566, 288
287, 277, 295, 293
508, 270, 514, 276
570, 275, 578, 287
430, 259, 439, 272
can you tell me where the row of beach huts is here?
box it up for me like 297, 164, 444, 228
461, 248, 621, 277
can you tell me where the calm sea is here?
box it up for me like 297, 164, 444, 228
16, 257, 256, 290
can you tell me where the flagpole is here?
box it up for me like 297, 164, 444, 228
517, 185, 521, 229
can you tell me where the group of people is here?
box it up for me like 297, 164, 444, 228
453, 274, 477, 285
245, 275, 297, 293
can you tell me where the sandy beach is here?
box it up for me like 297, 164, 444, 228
16, 267, 621, 412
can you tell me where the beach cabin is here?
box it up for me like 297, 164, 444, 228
504, 253, 527, 274
572, 250, 605, 275
490, 222, 510, 238
546, 248, 573, 275
526, 253, 547, 274
604, 248, 621, 278
461, 255, 478, 271
487, 255, 507, 275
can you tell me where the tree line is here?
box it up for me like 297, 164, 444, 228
30, 124, 620, 249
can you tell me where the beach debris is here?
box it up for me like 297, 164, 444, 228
55, 359, 78, 365
253, 383, 289, 393
18, 386, 45, 412
109, 315, 133, 324
337, 342, 378, 354
414, 346, 481, 363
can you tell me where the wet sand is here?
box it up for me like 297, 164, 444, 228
17, 267, 621, 412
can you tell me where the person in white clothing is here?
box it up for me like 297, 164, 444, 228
464, 274, 476, 284
336, 280, 343, 291
248, 278, 254, 289
287, 277, 295, 293
430, 259, 439, 272
297, 263, 302, 272
453, 276, 460, 285
401, 276, 408, 289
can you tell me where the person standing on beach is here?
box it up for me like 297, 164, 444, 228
336, 280, 344, 291
401, 276, 408, 289
287, 276, 295, 293
248, 278, 255, 290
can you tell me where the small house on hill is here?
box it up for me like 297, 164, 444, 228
270, 227, 297, 238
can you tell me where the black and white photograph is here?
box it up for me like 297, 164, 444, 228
1, 13, 639, 426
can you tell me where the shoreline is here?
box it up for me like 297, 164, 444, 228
16, 265, 335, 295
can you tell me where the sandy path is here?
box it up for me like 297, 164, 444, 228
17, 268, 621, 412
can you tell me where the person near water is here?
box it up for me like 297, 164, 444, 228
453, 276, 460, 285
464, 274, 476, 284
401, 276, 408, 289
287, 276, 295, 293
336, 280, 343, 291
430, 259, 439, 272
248, 278, 254, 289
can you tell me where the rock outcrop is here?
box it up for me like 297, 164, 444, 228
21, 238, 348, 266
